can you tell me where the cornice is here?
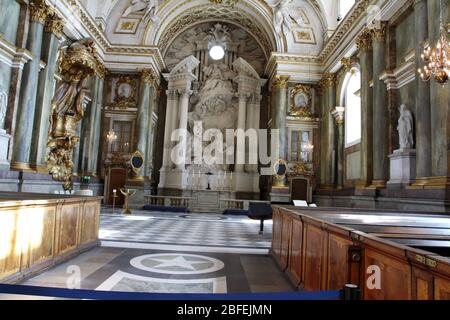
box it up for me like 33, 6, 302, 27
0, 36, 33, 69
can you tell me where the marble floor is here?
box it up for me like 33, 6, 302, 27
0, 210, 293, 299
99, 209, 272, 250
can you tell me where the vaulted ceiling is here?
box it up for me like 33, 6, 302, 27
77, 0, 338, 55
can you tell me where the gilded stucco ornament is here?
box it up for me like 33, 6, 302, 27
289, 84, 312, 118
47, 38, 104, 190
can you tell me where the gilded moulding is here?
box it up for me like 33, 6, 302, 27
47, 38, 104, 190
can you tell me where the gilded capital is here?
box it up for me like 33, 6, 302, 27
140, 69, 158, 86
272, 75, 290, 90
45, 9, 64, 38
356, 28, 373, 52
322, 73, 336, 88
29, 0, 49, 25
341, 56, 359, 73
371, 22, 387, 42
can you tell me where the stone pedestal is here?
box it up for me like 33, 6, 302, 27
387, 149, 416, 186
0, 130, 11, 170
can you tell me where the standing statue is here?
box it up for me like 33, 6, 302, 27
0, 85, 7, 130
397, 104, 414, 149
123, 0, 159, 24
47, 39, 104, 191
267, 0, 306, 37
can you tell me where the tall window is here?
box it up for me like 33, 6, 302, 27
112, 121, 132, 154
290, 130, 312, 163
344, 70, 361, 146
339, 0, 355, 20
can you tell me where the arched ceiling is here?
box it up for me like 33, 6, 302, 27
82, 0, 330, 56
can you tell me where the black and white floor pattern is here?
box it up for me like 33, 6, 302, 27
99, 209, 272, 251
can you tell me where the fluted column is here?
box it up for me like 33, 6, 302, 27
12, 0, 48, 168
371, 23, 389, 188
413, 0, 432, 183
161, 89, 177, 169
356, 29, 374, 188
30, 9, 64, 171
332, 107, 345, 188
235, 92, 248, 173
176, 89, 191, 170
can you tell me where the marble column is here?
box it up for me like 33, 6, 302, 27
177, 89, 191, 170
135, 69, 156, 177
271, 76, 290, 162
325, 74, 336, 188
413, 0, 432, 183
332, 107, 345, 188
371, 23, 389, 188
145, 86, 158, 178
356, 29, 374, 188
81, 75, 104, 175
30, 10, 63, 171
248, 94, 261, 173
12, 0, 48, 168
235, 92, 248, 173
428, 0, 449, 186
323, 73, 336, 188
161, 89, 177, 169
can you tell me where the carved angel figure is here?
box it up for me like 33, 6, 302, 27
267, 0, 306, 37
397, 104, 414, 149
123, 0, 159, 24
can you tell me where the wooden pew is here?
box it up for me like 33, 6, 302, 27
271, 205, 450, 300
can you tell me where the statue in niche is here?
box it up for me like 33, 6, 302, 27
267, 0, 306, 37
397, 104, 414, 149
123, 0, 159, 24
0, 85, 7, 130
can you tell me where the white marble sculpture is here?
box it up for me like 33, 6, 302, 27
397, 104, 414, 149
0, 85, 7, 130
267, 0, 306, 37
165, 22, 265, 75
188, 62, 237, 134
123, 0, 159, 24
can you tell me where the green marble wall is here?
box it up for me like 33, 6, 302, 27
395, 12, 414, 66
398, 81, 416, 116
0, 63, 11, 96
0, 0, 20, 45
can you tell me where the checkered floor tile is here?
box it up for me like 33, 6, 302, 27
99, 209, 272, 249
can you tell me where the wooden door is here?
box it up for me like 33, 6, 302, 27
104, 167, 127, 205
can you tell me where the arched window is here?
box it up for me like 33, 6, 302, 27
343, 70, 361, 146
339, 0, 355, 20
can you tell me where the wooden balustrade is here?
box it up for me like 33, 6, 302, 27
271, 205, 450, 300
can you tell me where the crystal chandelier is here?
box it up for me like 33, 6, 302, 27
106, 130, 117, 143
418, 0, 450, 85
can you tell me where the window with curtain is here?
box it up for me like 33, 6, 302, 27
112, 120, 132, 154
290, 130, 311, 162
344, 70, 361, 146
